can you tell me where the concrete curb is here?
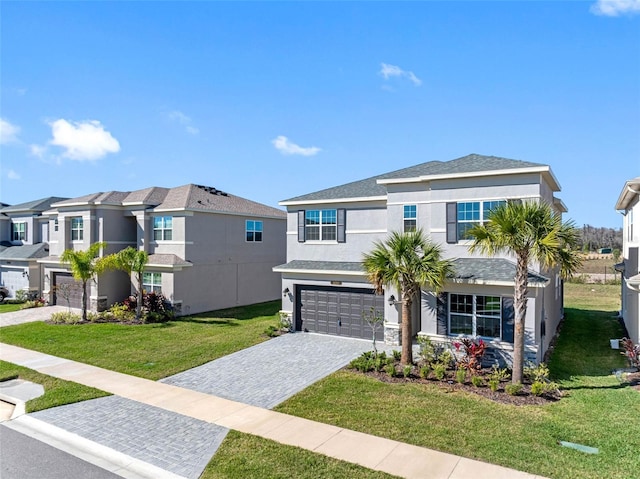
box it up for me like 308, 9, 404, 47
3, 415, 187, 479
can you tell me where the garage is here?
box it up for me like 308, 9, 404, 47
0, 267, 28, 299
53, 273, 84, 309
296, 285, 384, 340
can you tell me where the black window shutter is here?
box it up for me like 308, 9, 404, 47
446, 203, 457, 244
297, 210, 305, 242
436, 292, 448, 335
502, 297, 515, 343
337, 208, 346, 243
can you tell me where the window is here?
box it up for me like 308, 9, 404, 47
71, 217, 84, 241
54, 219, 59, 232
142, 272, 162, 293
12, 222, 26, 241
305, 209, 337, 241
456, 200, 506, 240
153, 216, 173, 241
449, 294, 501, 339
246, 220, 263, 242
403, 205, 417, 232
629, 209, 634, 242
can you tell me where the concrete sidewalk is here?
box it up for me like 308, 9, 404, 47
0, 342, 547, 479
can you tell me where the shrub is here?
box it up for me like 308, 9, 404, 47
530, 381, 545, 396
124, 292, 174, 323
505, 383, 523, 396
433, 363, 446, 380
392, 350, 402, 361
455, 368, 466, 384
403, 365, 412, 378
264, 325, 279, 337
385, 363, 396, 377
418, 336, 436, 364
488, 379, 500, 392
453, 337, 487, 372
20, 298, 46, 310
277, 312, 292, 332
488, 365, 510, 383
419, 365, 430, 379
50, 311, 82, 324
109, 303, 136, 322
471, 375, 484, 388
15, 290, 29, 303
524, 362, 550, 383
437, 350, 455, 370
620, 338, 640, 368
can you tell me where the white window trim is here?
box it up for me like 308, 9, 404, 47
71, 217, 84, 241
448, 293, 502, 340
142, 272, 162, 293
305, 209, 337, 242
403, 205, 417, 233
153, 216, 173, 241
457, 200, 506, 241
12, 221, 27, 241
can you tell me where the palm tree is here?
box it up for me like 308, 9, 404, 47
108, 247, 149, 321
363, 230, 453, 365
467, 201, 581, 384
60, 242, 111, 321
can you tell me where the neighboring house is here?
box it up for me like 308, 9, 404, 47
0, 197, 68, 299
615, 177, 640, 345
38, 184, 286, 315
275, 154, 567, 364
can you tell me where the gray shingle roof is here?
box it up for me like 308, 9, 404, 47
1, 197, 68, 213
274, 257, 548, 286
282, 154, 545, 203
450, 258, 548, 285
50, 184, 286, 219
0, 243, 49, 260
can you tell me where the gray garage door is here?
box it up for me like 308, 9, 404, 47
53, 273, 84, 309
296, 285, 384, 340
0, 267, 29, 298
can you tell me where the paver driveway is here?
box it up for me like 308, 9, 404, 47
161, 332, 379, 408
0, 305, 79, 328
22, 332, 381, 479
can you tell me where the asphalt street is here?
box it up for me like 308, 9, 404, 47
0, 424, 122, 479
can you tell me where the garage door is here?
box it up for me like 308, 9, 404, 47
296, 285, 384, 340
53, 273, 84, 309
0, 267, 29, 298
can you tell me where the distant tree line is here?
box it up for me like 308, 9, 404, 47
577, 225, 622, 251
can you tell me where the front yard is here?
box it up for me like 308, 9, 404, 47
274, 283, 639, 479
1, 284, 638, 478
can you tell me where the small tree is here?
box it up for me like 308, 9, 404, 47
54, 282, 80, 314
362, 306, 384, 357
105, 247, 149, 321
363, 230, 453, 365
60, 242, 111, 321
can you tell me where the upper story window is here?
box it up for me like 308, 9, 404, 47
71, 217, 84, 241
142, 272, 162, 293
448, 200, 506, 243
246, 220, 263, 242
449, 294, 502, 339
629, 209, 634, 242
12, 222, 26, 241
153, 216, 173, 241
305, 209, 337, 241
403, 205, 417, 233
54, 219, 59, 232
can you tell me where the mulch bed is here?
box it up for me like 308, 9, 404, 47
626, 371, 640, 392
357, 369, 562, 406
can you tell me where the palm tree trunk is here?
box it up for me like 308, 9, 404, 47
401, 292, 413, 365
512, 252, 529, 384
81, 280, 88, 322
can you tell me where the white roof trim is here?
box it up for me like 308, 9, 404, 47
272, 266, 366, 276
279, 196, 387, 207
448, 278, 549, 288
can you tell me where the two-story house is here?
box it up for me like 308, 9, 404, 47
615, 177, 640, 345
39, 184, 286, 315
275, 154, 567, 364
0, 197, 67, 299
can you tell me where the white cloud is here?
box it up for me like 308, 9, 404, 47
0, 118, 21, 144
30, 144, 47, 158
7, 169, 21, 180
48, 119, 120, 161
271, 136, 321, 156
590, 0, 640, 15
379, 63, 422, 86
167, 110, 199, 135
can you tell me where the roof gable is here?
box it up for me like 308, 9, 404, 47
1, 197, 68, 213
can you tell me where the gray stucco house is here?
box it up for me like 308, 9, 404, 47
615, 177, 640, 345
0, 197, 68, 299
37, 184, 286, 315
275, 154, 567, 364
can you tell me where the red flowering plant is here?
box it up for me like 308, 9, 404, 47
620, 338, 640, 369
453, 338, 487, 373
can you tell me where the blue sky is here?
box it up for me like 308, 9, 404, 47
1, 1, 638, 228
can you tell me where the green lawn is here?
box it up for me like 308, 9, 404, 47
0, 360, 109, 413
274, 283, 640, 479
0, 303, 23, 314
0, 301, 281, 380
